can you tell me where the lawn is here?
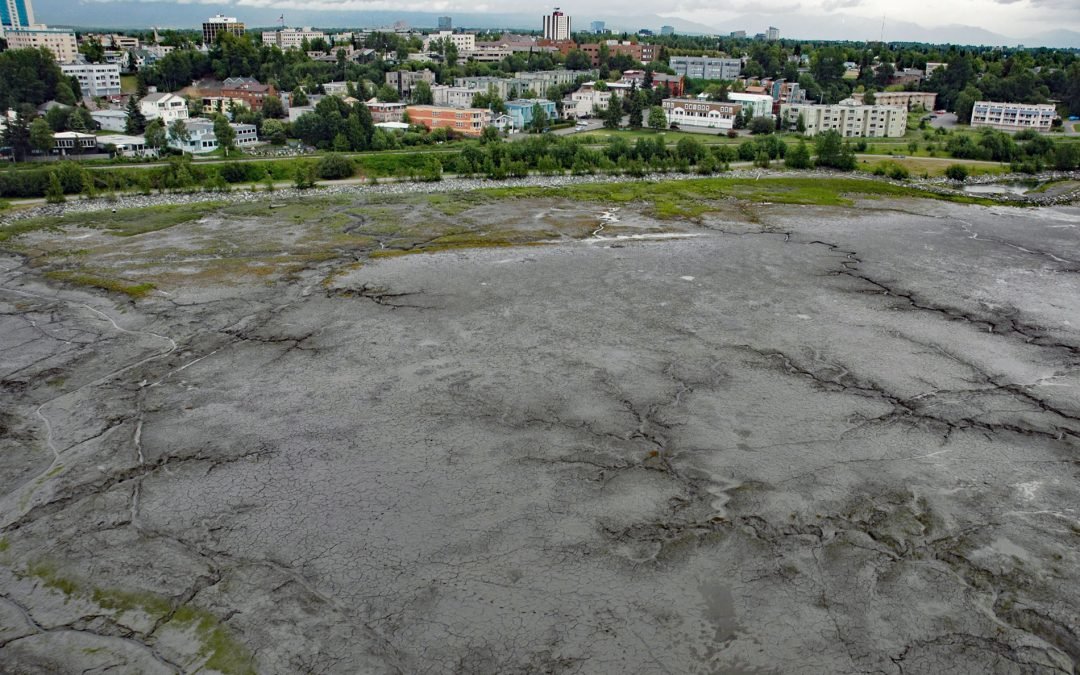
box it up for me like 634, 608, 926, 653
576, 128, 744, 145
120, 75, 138, 95
857, 157, 1009, 178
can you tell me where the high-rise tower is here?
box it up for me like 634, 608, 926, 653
1, 0, 36, 30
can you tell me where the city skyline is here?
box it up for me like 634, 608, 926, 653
23, 0, 1080, 46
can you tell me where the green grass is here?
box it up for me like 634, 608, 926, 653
481, 176, 1002, 216
577, 128, 743, 145
44, 271, 156, 298
11, 203, 222, 239
20, 561, 255, 674
119, 75, 138, 94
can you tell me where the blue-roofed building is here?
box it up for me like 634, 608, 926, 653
505, 99, 557, 131
2, 0, 35, 30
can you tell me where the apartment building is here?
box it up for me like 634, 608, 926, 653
262, 27, 326, 50
140, 92, 189, 124
662, 98, 742, 130
202, 15, 244, 45
578, 41, 656, 66
4, 27, 77, 63
406, 105, 491, 137
90, 109, 129, 132
780, 101, 908, 137
851, 91, 937, 110
431, 85, 485, 108
367, 100, 407, 123
464, 46, 512, 63
563, 82, 613, 118
542, 9, 571, 41
970, 101, 1056, 132
423, 30, 475, 52
669, 56, 742, 81
81, 33, 140, 50
651, 73, 685, 97
60, 61, 122, 97
505, 99, 557, 130
386, 69, 436, 98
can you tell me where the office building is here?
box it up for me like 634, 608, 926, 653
4, 27, 78, 63
1, 0, 34, 30
662, 98, 742, 130
730, 30, 746, 38
970, 101, 1056, 132
780, 101, 908, 137
669, 56, 742, 81
661, 25, 674, 36
406, 105, 491, 137
202, 15, 244, 45
262, 27, 326, 50
438, 16, 452, 31
767, 26, 779, 41
590, 21, 605, 33
60, 61, 122, 97
542, 8, 571, 41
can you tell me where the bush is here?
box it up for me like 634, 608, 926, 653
726, 129, 738, 139
886, 163, 909, 180
45, 173, 65, 204
316, 153, 356, 180
944, 164, 969, 182
748, 117, 775, 135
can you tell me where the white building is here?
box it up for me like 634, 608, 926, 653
662, 98, 742, 131
780, 101, 908, 137
766, 26, 779, 41
422, 30, 475, 52
669, 56, 742, 81
140, 92, 189, 124
970, 101, 1056, 133
60, 61, 122, 97
542, 8, 571, 41
563, 83, 612, 118
168, 120, 258, 154
90, 109, 129, 131
97, 133, 154, 157
726, 92, 773, 118
262, 27, 326, 50
3, 27, 78, 63
851, 91, 937, 110
52, 131, 98, 155
431, 85, 485, 108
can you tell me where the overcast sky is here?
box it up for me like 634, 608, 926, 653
57, 0, 1080, 41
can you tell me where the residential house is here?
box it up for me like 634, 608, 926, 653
97, 133, 154, 157
563, 82, 612, 118
140, 92, 190, 124
90, 109, 129, 131
505, 99, 557, 131
662, 98, 742, 130
168, 119, 258, 154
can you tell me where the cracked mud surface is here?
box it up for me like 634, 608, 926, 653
2, 188, 1080, 673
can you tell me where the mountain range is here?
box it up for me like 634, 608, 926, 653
33, 0, 1080, 48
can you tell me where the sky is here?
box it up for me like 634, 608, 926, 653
40, 0, 1080, 44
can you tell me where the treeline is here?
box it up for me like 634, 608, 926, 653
0, 48, 82, 110
943, 128, 1080, 172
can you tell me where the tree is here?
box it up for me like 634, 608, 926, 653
627, 96, 643, 129
862, 90, 876, 106
0, 48, 65, 111
376, 84, 400, 102
213, 115, 236, 156
144, 118, 167, 152
749, 117, 775, 135
814, 130, 857, 170
168, 119, 190, 150
262, 95, 284, 119
529, 103, 549, 133
79, 39, 106, 64
45, 172, 65, 203
944, 164, 969, 181
291, 88, 309, 107
2, 105, 34, 161
125, 95, 147, 134
785, 140, 811, 169
954, 85, 982, 125
29, 118, 54, 155
316, 153, 355, 179
261, 118, 287, 145
603, 93, 622, 129
795, 112, 806, 134
647, 106, 667, 131
412, 80, 434, 105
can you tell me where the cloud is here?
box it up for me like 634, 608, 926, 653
821, 0, 861, 10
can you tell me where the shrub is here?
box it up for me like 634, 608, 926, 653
748, 117, 775, 135
316, 153, 356, 180
726, 129, 738, 139
45, 173, 65, 204
944, 164, 969, 182
886, 163, 909, 180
